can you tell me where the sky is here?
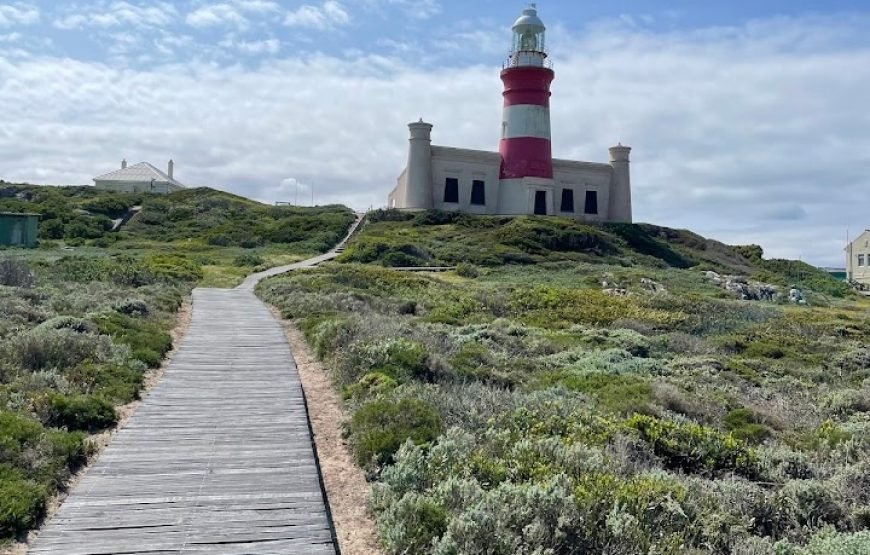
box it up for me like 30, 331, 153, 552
0, 1, 869, 266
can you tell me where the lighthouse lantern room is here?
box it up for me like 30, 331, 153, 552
388, 4, 634, 223
508, 4, 547, 68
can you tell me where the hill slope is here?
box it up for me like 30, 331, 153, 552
258, 209, 870, 554
340, 209, 848, 298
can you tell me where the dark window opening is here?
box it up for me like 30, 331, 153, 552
471, 180, 486, 205
534, 191, 547, 215
584, 191, 599, 215
560, 189, 575, 213
444, 178, 459, 203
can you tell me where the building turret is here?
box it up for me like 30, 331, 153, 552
499, 4, 554, 181
404, 120, 434, 209
608, 144, 632, 223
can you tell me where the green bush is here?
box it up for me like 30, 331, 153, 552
346, 338, 431, 383
377, 492, 448, 553
342, 372, 398, 401
142, 254, 203, 282
37, 394, 117, 432
112, 298, 149, 317
724, 408, 772, 443
349, 398, 442, 466
93, 312, 171, 368
0, 328, 116, 371
0, 465, 47, 538
626, 414, 761, 479
455, 263, 480, 278
233, 252, 265, 267
37, 316, 97, 334
0, 411, 90, 488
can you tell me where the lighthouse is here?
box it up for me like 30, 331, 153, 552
389, 4, 633, 223
499, 4, 554, 182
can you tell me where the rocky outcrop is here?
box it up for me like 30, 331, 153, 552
703, 270, 805, 304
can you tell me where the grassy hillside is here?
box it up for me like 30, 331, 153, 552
0, 184, 355, 544
259, 211, 870, 554
341, 209, 849, 299
0, 184, 355, 287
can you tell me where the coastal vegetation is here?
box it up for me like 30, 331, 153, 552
259, 210, 870, 554
0, 184, 355, 287
0, 184, 354, 544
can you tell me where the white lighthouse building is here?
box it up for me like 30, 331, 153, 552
388, 4, 633, 223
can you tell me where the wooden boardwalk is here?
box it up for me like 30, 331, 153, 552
28, 288, 338, 555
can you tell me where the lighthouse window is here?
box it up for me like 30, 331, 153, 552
560, 189, 575, 213
444, 178, 459, 203
471, 180, 486, 205
584, 191, 599, 215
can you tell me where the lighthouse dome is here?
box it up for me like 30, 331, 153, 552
512, 4, 545, 33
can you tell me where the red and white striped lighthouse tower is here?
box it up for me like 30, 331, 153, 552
499, 4, 554, 181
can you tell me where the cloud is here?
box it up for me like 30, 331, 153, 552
53, 2, 176, 30
367, 0, 440, 20
0, 14, 869, 265
185, 0, 278, 29
186, 4, 248, 28
220, 35, 281, 54
0, 2, 38, 27
284, 1, 350, 29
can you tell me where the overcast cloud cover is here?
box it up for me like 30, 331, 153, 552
0, 1, 868, 265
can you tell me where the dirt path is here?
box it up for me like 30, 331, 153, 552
277, 314, 383, 555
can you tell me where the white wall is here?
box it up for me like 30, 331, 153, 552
94, 180, 182, 194
552, 160, 613, 222
430, 147, 501, 214
847, 230, 870, 284
392, 146, 627, 222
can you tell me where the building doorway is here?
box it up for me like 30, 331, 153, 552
534, 191, 547, 215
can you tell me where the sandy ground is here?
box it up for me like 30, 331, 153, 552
275, 311, 383, 555
1, 299, 194, 555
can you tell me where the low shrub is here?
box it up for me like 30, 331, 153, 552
344, 338, 431, 384
342, 372, 398, 401
349, 398, 442, 466
455, 263, 480, 279
0, 259, 35, 288
142, 254, 203, 282
233, 252, 265, 267
626, 414, 761, 479
112, 299, 149, 317
724, 408, 772, 444
0, 411, 90, 488
0, 465, 47, 538
377, 492, 448, 553
93, 312, 171, 368
37, 394, 117, 432
36, 316, 97, 335
0, 328, 116, 371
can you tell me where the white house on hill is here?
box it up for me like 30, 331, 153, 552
94, 160, 185, 194
846, 229, 870, 286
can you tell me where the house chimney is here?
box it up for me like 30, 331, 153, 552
121, 159, 127, 169
168, 159, 174, 179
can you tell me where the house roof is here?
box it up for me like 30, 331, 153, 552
844, 229, 870, 251
93, 162, 185, 188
